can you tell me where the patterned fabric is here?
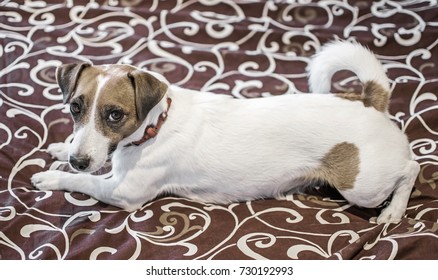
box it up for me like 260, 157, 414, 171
1, 0, 437, 259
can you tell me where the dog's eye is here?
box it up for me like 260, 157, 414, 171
70, 102, 81, 115
108, 110, 124, 122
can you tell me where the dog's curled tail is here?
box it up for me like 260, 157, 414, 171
308, 40, 391, 113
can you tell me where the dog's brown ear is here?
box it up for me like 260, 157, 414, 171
56, 62, 91, 104
128, 70, 168, 121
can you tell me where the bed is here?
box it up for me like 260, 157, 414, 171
1, 0, 437, 260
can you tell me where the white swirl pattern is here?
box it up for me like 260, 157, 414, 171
0, 0, 437, 259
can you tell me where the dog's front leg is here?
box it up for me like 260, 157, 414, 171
46, 142, 70, 161
31, 170, 147, 211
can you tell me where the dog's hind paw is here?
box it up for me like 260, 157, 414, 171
370, 206, 403, 224
47, 142, 69, 161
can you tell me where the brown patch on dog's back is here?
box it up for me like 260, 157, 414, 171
335, 92, 364, 102
363, 81, 389, 112
335, 81, 389, 112
307, 142, 360, 190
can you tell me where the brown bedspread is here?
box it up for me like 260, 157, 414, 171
1, 0, 437, 260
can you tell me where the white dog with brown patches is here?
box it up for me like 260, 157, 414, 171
32, 41, 420, 224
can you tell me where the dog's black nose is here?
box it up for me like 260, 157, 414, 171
69, 156, 90, 171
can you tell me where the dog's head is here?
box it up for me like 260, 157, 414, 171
56, 63, 168, 172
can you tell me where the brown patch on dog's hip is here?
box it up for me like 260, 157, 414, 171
308, 142, 360, 190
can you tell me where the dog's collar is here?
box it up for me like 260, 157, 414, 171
126, 98, 172, 147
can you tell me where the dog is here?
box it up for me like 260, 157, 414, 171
31, 41, 420, 224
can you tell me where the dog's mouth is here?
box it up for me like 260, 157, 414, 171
107, 144, 117, 159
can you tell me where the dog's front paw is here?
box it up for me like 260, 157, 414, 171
31, 170, 64, 191
47, 142, 69, 161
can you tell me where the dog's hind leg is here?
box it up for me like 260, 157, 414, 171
375, 161, 420, 224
